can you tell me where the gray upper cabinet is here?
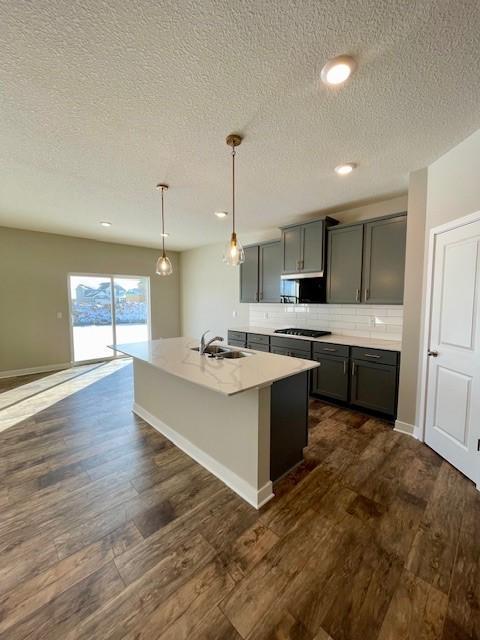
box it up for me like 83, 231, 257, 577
240, 241, 281, 303
362, 215, 407, 304
282, 226, 303, 273
327, 224, 363, 303
240, 245, 259, 303
281, 218, 336, 275
259, 241, 281, 303
302, 220, 326, 273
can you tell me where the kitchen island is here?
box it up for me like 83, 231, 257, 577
113, 337, 318, 508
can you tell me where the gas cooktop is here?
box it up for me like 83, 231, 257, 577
274, 328, 332, 338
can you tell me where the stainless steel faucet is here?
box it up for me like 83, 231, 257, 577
199, 330, 224, 355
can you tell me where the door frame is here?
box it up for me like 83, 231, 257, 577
67, 272, 152, 364
417, 209, 480, 487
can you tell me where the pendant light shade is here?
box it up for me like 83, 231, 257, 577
223, 134, 245, 267
155, 183, 173, 276
156, 253, 173, 276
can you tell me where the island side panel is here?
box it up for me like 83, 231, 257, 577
131, 358, 273, 508
270, 371, 309, 481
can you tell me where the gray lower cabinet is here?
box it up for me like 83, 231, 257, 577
327, 224, 363, 303
350, 359, 398, 415
311, 354, 349, 402
240, 245, 259, 303
259, 242, 281, 302
229, 339, 246, 348
227, 331, 247, 348
362, 215, 407, 304
232, 331, 401, 418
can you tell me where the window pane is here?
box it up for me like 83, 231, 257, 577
69, 276, 114, 361
113, 277, 149, 345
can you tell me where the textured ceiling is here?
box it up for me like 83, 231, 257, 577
1, 0, 480, 250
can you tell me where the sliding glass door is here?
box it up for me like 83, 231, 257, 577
69, 274, 150, 363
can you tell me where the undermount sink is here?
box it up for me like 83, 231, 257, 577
217, 350, 250, 359
190, 345, 251, 358
190, 345, 229, 355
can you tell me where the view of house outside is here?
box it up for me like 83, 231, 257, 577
69, 275, 149, 361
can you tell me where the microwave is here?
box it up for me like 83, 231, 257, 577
280, 277, 326, 304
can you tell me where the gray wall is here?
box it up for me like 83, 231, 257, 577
180, 243, 249, 340
396, 169, 428, 427
0, 227, 180, 372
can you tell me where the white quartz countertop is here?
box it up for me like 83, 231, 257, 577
231, 326, 402, 352
112, 337, 318, 396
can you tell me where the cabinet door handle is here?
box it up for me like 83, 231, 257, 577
428, 350, 439, 357
352, 362, 356, 375
343, 360, 347, 375
364, 353, 381, 359
323, 347, 337, 352
355, 288, 360, 302
364, 288, 369, 301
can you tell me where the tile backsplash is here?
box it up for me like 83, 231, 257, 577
248, 304, 403, 342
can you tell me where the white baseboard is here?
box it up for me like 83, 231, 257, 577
133, 402, 274, 510
0, 362, 72, 380
394, 420, 416, 438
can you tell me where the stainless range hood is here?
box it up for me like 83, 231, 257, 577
281, 270, 324, 280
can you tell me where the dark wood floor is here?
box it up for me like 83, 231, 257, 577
0, 364, 478, 640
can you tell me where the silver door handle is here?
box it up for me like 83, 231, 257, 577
343, 360, 347, 375
355, 289, 360, 302
364, 353, 381, 359
352, 362, 356, 375
323, 348, 337, 352
364, 288, 369, 301
428, 350, 439, 357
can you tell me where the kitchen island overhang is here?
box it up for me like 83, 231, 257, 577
113, 338, 318, 508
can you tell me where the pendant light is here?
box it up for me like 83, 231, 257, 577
155, 183, 173, 276
223, 134, 245, 266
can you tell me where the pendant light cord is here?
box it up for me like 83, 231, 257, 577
161, 187, 165, 256
231, 146, 236, 235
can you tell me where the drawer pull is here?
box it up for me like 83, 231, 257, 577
322, 347, 337, 352
364, 353, 381, 359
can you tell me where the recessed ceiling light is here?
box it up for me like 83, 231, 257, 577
100, 221, 112, 227
214, 211, 228, 218
161, 232, 170, 237
334, 163, 357, 175
321, 55, 356, 86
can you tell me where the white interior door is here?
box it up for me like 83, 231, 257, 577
425, 218, 480, 484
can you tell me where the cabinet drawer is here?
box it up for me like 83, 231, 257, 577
270, 336, 311, 355
246, 333, 270, 346
247, 342, 269, 352
228, 339, 246, 348
270, 345, 311, 359
351, 346, 399, 366
313, 342, 349, 358
228, 331, 247, 344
